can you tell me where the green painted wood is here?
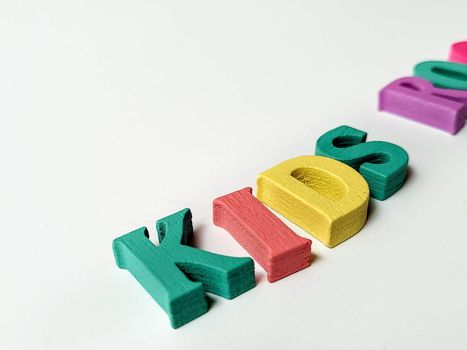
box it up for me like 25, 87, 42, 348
414, 61, 467, 90
315, 125, 409, 200
113, 208, 256, 329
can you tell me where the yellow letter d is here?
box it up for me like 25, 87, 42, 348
257, 156, 369, 248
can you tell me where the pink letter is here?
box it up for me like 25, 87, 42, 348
213, 187, 311, 282
449, 41, 467, 64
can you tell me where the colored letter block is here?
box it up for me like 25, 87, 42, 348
449, 41, 467, 64
414, 61, 467, 90
379, 76, 467, 135
315, 125, 409, 200
112, 209, 255, 329
257, 156, 369, 248
213, 187, 312, 282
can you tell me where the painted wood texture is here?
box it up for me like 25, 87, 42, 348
112, 208, 255, 329
315, 125, 409, 200
414, 61, 467, 90
213, 187, 311, 282
257, 155, 369, 248
449, 41, 467, 64
379, 76, 467, 135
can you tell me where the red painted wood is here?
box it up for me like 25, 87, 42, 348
213, 187, 311, 282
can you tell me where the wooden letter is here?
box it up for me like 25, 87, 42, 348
379, 76, 467, 135
449, 41, 467, 64
113, 209, 255, 329
414, 60, 467, 90
315, 125, 409, 200
213, 187, 312, 283
257, 156, 369, 248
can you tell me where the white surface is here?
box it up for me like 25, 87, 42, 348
1, 1, 467, 349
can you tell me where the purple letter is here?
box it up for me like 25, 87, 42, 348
379, 76, 467, 135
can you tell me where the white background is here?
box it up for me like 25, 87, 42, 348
1, 1, 467, 349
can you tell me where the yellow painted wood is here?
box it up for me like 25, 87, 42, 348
257, 155, 369, 248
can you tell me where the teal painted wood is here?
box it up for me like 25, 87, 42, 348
113, 208, 256, 329
315, 125, 409, 200
414, 61, 467, 90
